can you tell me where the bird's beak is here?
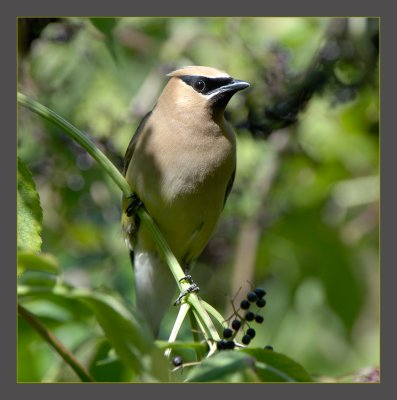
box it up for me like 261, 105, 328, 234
219, 79, 250, 94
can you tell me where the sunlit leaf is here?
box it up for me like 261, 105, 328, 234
17, 158, 43, 253
18, 252, 59, 276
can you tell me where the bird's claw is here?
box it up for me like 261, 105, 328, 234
174, 282, 200, 306
126, 193, 143, 217
179, 274, 194, 284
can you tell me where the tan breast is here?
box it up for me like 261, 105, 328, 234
125, 107, 236, 262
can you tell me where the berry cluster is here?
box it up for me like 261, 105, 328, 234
217, 287, 267, 350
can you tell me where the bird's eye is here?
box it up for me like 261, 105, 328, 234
194, 80, 206, 92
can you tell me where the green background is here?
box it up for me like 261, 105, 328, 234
17, 17, 379, 382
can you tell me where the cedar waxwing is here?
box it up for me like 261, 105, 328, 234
122, 66, 250, 336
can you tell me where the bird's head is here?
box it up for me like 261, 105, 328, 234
158, 66, 250, 119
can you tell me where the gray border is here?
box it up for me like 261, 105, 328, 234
8, 2, 390, 400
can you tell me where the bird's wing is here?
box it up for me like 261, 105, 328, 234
122, 110, 153, 254
123, 110, 153, 175
223, 165, 236, 207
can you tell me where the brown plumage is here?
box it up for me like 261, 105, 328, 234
122, 66, 249, 336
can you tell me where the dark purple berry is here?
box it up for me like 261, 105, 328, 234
264, 345, 273, 351
217, 340, 227, 350
247, 328, 256, 338
256, 298, 266, 308
245, 311, 255, 321
240, 300, 250, 310
223, 328, 233, 339
255, 315, 264, 324
231, 319, 242, 331
173, 356, 183, 366
242, 334, 251, 345
254, 288, 266, 298
225, 340, 236, 350
247, 291, 258, 302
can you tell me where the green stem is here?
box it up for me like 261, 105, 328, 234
17, 93, 129, 197
192, 297, 220, 342
164, 302, 190, 359
18, 304, 95, 382
138, 209, 187, 289
201, 300, 228, 329
17, 92, 221, 345
188, 309, 204, 361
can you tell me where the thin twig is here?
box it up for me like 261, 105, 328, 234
18, 303, 95, 382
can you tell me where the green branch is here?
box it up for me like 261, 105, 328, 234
17, 92, 220, 347
18, 93, 128, 197
18, 304, 95, 382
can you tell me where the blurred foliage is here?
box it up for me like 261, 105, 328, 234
17, 17, 379, 382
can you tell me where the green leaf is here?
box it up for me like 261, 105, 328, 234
89, 18, 119, 62
185, 348, 312, 383
89, 18, 118, 38
18, 283, 154, 375
242, 348, 313, 382
156, 340, 207, 352
87, 339, 133, 382
73, 290, 153, 374
186, 351, 256, 382
17, 158, 43, 252
17, 252, 59, 276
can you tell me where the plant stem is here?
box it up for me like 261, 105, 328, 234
18, 304, 95, 382
17, 93, 221, 346
201, 300, 227, 328
18, 92, 184, 291
17, 93, 129, 197
164, 302, 190, 359
188, 309, 205, 361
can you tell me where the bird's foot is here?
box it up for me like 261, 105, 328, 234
174, 275, 200, 306
125, 193, 143, 217
179, 274, 194, 285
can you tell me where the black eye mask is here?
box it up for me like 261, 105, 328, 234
180, 75, 234, 95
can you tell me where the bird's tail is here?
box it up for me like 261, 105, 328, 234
132, 250, 176, 337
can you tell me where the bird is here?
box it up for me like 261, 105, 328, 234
121, 65, 250, 336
